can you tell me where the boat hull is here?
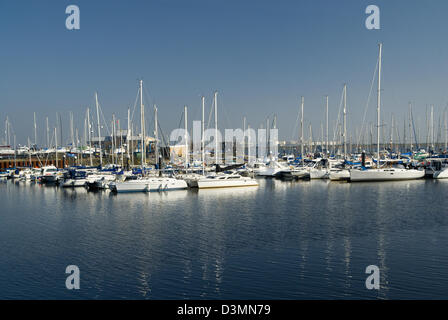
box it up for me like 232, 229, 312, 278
197, 178, 258, 189
350, 168, 424, 182
329, 169, 350, 181
433, 167, 448, 179
112, 178, 188, 193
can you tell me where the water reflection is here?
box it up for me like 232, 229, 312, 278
1, 179, 448, 299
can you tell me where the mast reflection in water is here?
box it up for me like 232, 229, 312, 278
1, 179, 448, 299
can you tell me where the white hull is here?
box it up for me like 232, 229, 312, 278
112, 178, 188, 193
350, 168, 424, 182
309, 168, 329, 179
290, 168, 309, 179
256, 168, 282, 177
61, 179, 87, 187
198, 177, 258, 189
433, 167, 448, 179
329, 169, 350, 181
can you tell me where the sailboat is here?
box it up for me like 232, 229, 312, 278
111, 80, 188, 193
350, 43, 424, 182
197, 173, 258, 189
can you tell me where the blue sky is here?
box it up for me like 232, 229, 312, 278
1, 0, 448, 145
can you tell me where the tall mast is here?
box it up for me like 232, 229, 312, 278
300, 96, 304, 164
95, 92, 103, 167
431, 105, 434, 151
325, 95, 329, 156
33, 112, 37, 147
201, 96, 205, 175
409, 102, 413, 151
70, 112, 74, 152
266, 117, 270, 157
87, 108, 93, 166
140, 80, 145, 171
377, 43, 382, 169
248, 124, 251, 164
154, 105, 159, 169
343, 84, 347, 160
127, 107, 131, 162
390, 114, 394, 151
46, 117, 50, 149
184, 105, 188, 168
54, 127, 58, 168
112, 114, 116, 164
119, 120, 123, 167
214, 91, 218, 165
14, 135, 17, 168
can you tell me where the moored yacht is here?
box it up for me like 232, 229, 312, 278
197, 174, 258, 189
350, 167, 424, 182
111, 177, 188, 193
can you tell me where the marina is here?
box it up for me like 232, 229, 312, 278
2, 0, 448, 303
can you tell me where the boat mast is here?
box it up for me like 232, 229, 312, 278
214, 91, 218, 165
54, 127, 58, 168
266, 117, 270, 158
112, 113, 116, 164
184, 105, 188, 170
201, 96, 205, 175
33, 112, 37, 147
140, 80, 145, 172
376, 43, 382, 169
127, 107, 131, 164
343, 84, 347, 160
95, 92, 103, 167
154, 105, 159, 170
46, 117, 50, 149
87, 108, 93, 166
14, 135, 17, 168
409, 103, 413, 152
119, 120, 124, 167
325, 95, 329, 156
445, 106, 448, 152
431, 105, 434, 152
300, 96, 304, 165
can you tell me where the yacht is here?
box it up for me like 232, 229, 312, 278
255, 160, 290, 177
197, 174, 258, 189
39, 166, 59, 183
350, 166, 424, 182
348, 43, 425, 183
110, 177, 188, 193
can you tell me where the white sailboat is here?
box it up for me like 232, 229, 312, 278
111, 80, 188, 193
349, 43, 424, 182
197, 173, 258, 189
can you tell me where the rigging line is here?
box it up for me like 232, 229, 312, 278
357, 54, 379, 150
206, 95, 214, 130
97, 101, 112, 137
177, 109, 185, 132
291, 103, 301, 141
129, 88, 140, 126
332, 86, 345, 143
410, 105, 419, 149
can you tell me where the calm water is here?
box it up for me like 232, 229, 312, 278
1, 178, 448, 299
